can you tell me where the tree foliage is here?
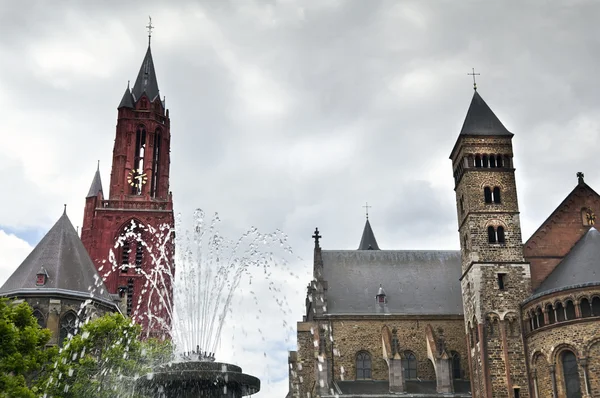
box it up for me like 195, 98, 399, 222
42, 312, 172, 398
0, 298, 57, 398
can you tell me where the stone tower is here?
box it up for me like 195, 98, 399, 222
450, 89, 531, 398
81, 41, 175, 339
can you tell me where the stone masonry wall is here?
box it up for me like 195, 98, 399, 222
292, 322, 317, 398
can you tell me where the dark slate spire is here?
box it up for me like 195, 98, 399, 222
0, 212, 115, 306
534, 227, 600, 296
459, 91, 513, 137
131, 46, 160, 102
86, 161, 103, 198
118, 81, 134, 109
358, 219, 380, 250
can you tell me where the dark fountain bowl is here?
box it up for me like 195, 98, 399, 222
135, 361, 261, 398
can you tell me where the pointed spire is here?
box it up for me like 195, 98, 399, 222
118, 81, 134, 109
131, 45, 160, 102
86, 163, 104, 198
358, 219, 380, 250
459, 91, 513, 137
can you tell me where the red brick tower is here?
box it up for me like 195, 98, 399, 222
81, 37, 174, 339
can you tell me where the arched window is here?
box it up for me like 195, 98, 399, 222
32, 309, 45, 328
565, 300, 576, 320
580, 298, 592, 318
356, 351, 371, 380
562, 351, 582, 398
592, 296, 600, 316
536, 308, 545, 328
547, 304, 556, 324
556, 302, 566, 322
484, 187, 493, 203
475, 155, 482, 168
402, 351, 417, 379
127, 278, 134, 317
132, 126, 147, 195
497, 155, 504, 168
488, 226, 497, 243
482, 155, 489, 167
150, 129, 162, 198
451, 351, 461, 379
121, 240, 131, 272
489, 155, 497, 168
59, 312, 78, 346
497, 226, 505, 243
493, 187, 501, 204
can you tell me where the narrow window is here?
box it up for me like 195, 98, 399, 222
497, 226, 505, 243
562, 351, 582, 398
135, 242, 143, 270
127, 278, 134, 317
451, 351, 461, 379
497, 273, 506, 290
484, 187, 492, 203
59, 312, 78, 346
565, 300, 576, 320
475, 155, 482, 167
592, 296, 600, 316
402, 351, 417, 379
556, 302, 566, 322
150, 129, 162, 198
121, 240, 130, 272
489, 155, 497, 168
513, 387, 520, 398
497, 155, 504, 168
547, 304, 556, 324
580, 298, 592, 317
132, 126, 147, 195
536, 308, 545, 327
493, 187, 501, 204
482, 155, 489, 167
356, 351, 372, 380
488, 226, 497, 243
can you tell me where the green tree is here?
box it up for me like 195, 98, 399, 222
0, 298, 57, 398
42, 312, 172, 398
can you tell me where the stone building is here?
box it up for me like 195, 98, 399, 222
288, 88, 600, 398
0, 209, 120, 346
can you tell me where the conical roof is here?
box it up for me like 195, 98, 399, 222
118, 84, 134, 109
358, 219, 380, 250
86, 164, 103, 198
459, 91, 513, 137
534, 227, 600, 296
0, 212, 115, 306
131, 46, 160, 102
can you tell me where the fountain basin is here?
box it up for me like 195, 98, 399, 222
135, 361, 260, 398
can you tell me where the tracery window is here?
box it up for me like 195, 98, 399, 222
32, 309, 45, 328
402, 351, 417, 379
150, 129, 162, 198
59, 312, 78, 346
356, 351, 371, 380
451, 351, 461, 379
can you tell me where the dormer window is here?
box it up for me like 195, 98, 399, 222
36, 267, 48, 286
375, 284, 386, 304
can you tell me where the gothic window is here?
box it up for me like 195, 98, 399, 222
127, 278, 134, 317
132, 126, 147, 195
150, 129, 162, 198
356, 351, 371, 380
121, 240, 131, 272
497, 226, 505, 243
451, 351, 461, 379
475, 155, 482, 168
402, 351, 417, 379
580, 298, 592, 318
482, 155, 489, 167
556, 302, 566, 322
493, 187, 501, 204
565, 300, 576, 320
547, 303, 556, 324
488, 226, 497, 243
592, 296, 600, 316
59, 312, 78, 346
484, 187, 493, 203
32, 309, 45, 328
562, 351, 582, 398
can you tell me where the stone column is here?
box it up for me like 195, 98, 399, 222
575, 300, 582, 318
435, 357, 454, 394
549, 365, 557, 398
388, 358, 406, 393
543, 308, 549, 325
579, 357, 591, 398
531, 369, 539, 398
47, 299, 61, 345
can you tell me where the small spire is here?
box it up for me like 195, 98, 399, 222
312, 227, 322, 249
63, 204, 67, 215
146, 16, 154, 46
577, 171, 585, 185
127, 80, 130, 89
97, 160, 100, 171
467, 68, 480, 91
362, 202, 372, 220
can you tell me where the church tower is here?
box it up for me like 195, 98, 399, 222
450, 86, 531, 398
81, 31, 174, 339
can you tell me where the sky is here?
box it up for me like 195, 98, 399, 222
1, 0, 600, 396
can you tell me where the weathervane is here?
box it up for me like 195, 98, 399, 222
363, 202, 372, 220
146, 16, 154, 46
467, 68, 480, 91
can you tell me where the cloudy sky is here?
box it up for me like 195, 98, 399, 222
1, 0, 600, 395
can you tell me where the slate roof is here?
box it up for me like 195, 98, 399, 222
131, 45, 160, 102
118, 85, 134, 109
358, 219, 380, 250
533, 227, 600, 298
321, 250, 463, 315
459, 90, 513, 137
334, 380, 471, 396
0, 212, 116, 307
86, 165, 103, 198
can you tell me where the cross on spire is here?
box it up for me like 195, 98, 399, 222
146, 16, 154, 46
363, 202, 372, 220
312, 227, 322, 249
468, 68, 480, 91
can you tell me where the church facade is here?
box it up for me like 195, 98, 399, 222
288, 89, 600, 398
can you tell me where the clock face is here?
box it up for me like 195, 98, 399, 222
127, 169, 148, 187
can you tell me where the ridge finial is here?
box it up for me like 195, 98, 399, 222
146, 16, 154, 46
467, 68, 480, 91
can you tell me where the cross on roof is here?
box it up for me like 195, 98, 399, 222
312, 227, 322, 248
468, 68, 480, 91
146, 16, 154, 45
363, 202, 372, 219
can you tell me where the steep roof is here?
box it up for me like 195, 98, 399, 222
321, 250, 463, 315
86, 164, 103, 198
358, 219, 380, 250
131, 45, 160, 102
118, 84, 134, 109
459, 90, 513, 137
0, 212, 116, 306
533, 227, 600, 297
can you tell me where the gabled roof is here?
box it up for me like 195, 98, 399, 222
118, 84, 134, 109
131, 45, 160, 102
0, 212, 115, 306
86, 164, 103, 198
533, 227, 600, 297
321, 250, 463, 315
358, 219, 380, 250
459, 90, 513, 137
